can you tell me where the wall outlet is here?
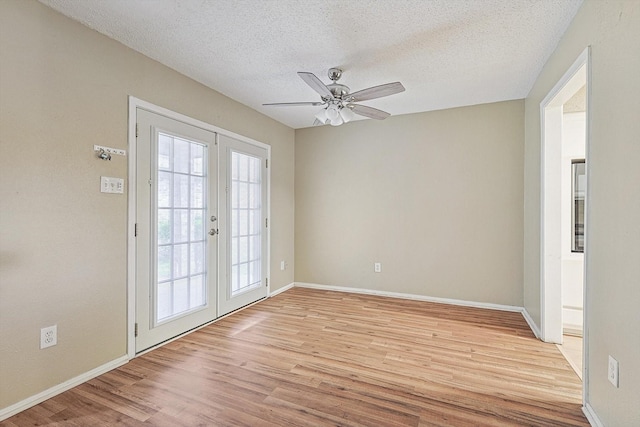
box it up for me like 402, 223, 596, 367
608, 355, 619, 387
40, 325, 57, 349
280, 260, 287, 271
374, 262, 381, 273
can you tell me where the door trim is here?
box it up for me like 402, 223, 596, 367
538, 47, 591, 407
127, 96, 271, 359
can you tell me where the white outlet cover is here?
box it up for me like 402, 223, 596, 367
40, 325, 57, 349
608, 355, 619, 387
374, 263, 381, 273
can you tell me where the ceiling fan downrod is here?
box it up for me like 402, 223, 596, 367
325, 68, 350, 101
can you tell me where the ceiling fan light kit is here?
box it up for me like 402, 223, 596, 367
264, 67, 405, 127
314, 103, 354, 127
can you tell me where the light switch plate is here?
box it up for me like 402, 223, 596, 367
101, 176, 124, 194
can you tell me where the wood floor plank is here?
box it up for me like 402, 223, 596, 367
1, 288, 588, 426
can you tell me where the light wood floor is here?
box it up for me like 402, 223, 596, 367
557, 335, 583, 380
2, 288, 588, 426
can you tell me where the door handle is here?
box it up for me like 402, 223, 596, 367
209, 228, 218, 236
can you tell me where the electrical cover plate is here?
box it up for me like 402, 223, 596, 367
101, 176, 125, 194
608, 355, 619, 387
40, 325, 57, 349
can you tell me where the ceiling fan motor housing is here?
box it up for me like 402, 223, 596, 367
327, 84, 350, 99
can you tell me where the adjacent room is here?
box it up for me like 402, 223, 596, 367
1, 0, 638, 426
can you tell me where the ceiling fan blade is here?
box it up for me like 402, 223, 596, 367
348, 82, 405, 102
263, 102, 324, 107
312, 118, 325, 126
298, 72, 334, 100
349, 104, 391, 120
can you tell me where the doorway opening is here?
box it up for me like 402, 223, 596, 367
540, 47, 590, 388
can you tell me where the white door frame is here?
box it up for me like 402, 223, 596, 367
127, 97, 271, 359
539, 47, 591, 404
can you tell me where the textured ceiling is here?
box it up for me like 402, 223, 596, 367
40, 0, 583, 129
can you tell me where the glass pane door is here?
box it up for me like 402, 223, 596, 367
136, 109, 217, 353
156, 133, 207, 323
230, 151, 263, 296
218, 135, 268, 316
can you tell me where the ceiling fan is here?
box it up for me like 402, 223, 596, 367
263, 68, 405, 126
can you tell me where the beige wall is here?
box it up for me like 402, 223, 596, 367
523, 0, 640, 424
4, 0, 638, 424
295, 101, 524, 306
0, 0, 294, 409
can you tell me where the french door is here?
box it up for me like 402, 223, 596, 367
135, 108, 268, 353
135, 109, 218, 352
218, 135, 268, 316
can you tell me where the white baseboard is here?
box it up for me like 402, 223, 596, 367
583, 402, 604, 427
0, 355, 129, 421
521, 308, 542, 339
294, 282, 524, 313
269, 282, 294, 297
